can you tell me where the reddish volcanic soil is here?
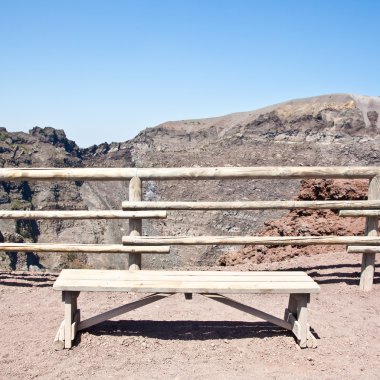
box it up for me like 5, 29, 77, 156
219, 179, 370, 266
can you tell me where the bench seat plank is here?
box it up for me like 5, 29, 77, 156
55, 269, 310, 279
53, 270, 320, 294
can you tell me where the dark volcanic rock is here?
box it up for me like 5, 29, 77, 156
30, 127, 78, 154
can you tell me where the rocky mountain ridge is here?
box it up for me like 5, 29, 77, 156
0, 93, 379, 270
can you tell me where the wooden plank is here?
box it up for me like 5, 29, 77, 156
0, 166, 378, 181
285, 294, 298, 322
72, 309, 81, 340
0, 210, 166, 219
123, 235, 380, 246
0, 243, 170, 253
54, 272, 315, 284
78, 293, 173, 331
340, 210, 380, 217
53, 279, 320, 294
128, 177, 142, 270
286, 313, 316, 347
123, 200, 380, 211
71, 291, 79, 313
56, 280, 316, 287
55, 269, 310, 276
294, 294, 310, 348
286, 312, 301, 340
201, 293, 292, 331
347, 246, 380, 253
360, 175, 380, 291
53, 273, 317, 284
55, 269, 311, 281
56, 269, 309, 278
64, 292, 75, 349
53, 320, 65, 350
54, 275, 316, 284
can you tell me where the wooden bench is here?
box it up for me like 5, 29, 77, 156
53, 269, 320, 349
0, 167, 378, 350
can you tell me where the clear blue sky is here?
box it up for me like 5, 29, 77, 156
0, 0, 379, 147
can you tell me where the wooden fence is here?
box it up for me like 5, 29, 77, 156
0, 166, 379, 290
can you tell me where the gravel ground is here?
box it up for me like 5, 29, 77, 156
0, 250, 379, 380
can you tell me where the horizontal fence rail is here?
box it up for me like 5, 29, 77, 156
0, 210, 167, 219
0, 243, 170, 254
123, 235, 380, 246
122, 200, 380, 210
339, 210, 380, 217
347, 246, 380, 253
0, 166, 379, 181
0, 166, 378, 290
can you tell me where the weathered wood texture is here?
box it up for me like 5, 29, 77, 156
0, 210, 166, 219
52, 269, 308, 278
123, 235, 380, 246
53, 269, 320, 293
53, 270, 319, 348
340, 210, 380, 217
360, 175, 380, 291
293, 294, 310, 347
347, 246, 380, 253
54, 321, 65, 350
78, 293, 173, 332
128, 177, 143, 270
201, 293, 292, 330
0, 166, 378, 180
63, 291, 78, 349
0, 243, 169, 253
123, 200, 380, 210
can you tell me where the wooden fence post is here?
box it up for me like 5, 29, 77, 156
128, 176, 142, 270
360, 175, 380, 291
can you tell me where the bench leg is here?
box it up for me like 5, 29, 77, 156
63, 291, 80, 349
295, 294, 309, 348
284, 293, 298, 321
286, 294, 313, 348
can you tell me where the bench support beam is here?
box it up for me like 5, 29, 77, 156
202, 293, 315, 348
62, 291, 80, 349
77, 293, 173, 332
53, 271, 318, 349
54, 292, 173, 349
54, 291, 316, 349
284, 294, 314, 347
201, 293, 292, 330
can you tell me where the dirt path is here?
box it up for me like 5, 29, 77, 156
1, 251, 379, 379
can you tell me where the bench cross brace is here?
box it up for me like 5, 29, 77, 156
54, 292, 174, 349
201, 293, 316, 348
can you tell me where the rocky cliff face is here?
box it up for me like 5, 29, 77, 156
0, 127, 134, 270
218, 179, 369, 266
0, 93, 379, 270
